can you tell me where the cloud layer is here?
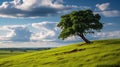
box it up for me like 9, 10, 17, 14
0, 0, 89, 18
94, 31, 120, 39
0, 22, 60, 42
0, 21, 120, 42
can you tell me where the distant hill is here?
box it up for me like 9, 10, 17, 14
0, 39, 120, 67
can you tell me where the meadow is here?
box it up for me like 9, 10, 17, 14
0, 48, 51, 59
0, 39, 120, 67
0, 50, 27, 59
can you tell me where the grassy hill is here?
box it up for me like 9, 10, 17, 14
0, 39, 120, 67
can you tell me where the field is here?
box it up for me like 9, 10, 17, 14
0, 50, 26, 59
0, 39, 120, 67
0, 48, 51, 59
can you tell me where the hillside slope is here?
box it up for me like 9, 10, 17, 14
0, 39, 120, 67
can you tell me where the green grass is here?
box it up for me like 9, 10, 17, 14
0, 50, 37, 59
0, 39, 120, 67
0, 50, 25, 58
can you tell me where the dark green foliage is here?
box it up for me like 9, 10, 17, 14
57, 9, 103, 43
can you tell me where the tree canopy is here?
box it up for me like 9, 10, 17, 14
57, 9, 103, 43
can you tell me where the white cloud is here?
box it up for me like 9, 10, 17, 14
0, 21, 119, 42
0, 41, 67, 48
95, 3, 120, 17
96, 3, 110, 11
103, 22, 114, 27
94, 31, 120, 39
9, 26, 32, 42
0, 21, 79, 42
31, 22, 80, 41
0, 25, 32, 42
31, 21, 60, 41
0, 0, 89, 18
101, 10, 120, 17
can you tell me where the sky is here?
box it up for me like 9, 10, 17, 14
0, 0, 120, 48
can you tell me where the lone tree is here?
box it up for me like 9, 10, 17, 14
57, 9, 103, 43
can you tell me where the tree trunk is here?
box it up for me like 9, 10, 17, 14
79, 34, 91, 43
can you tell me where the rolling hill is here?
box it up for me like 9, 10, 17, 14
0, 39, 120, 67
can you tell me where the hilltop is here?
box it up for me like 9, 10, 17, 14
0, 39, 120, 67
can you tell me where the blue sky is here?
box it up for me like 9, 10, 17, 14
0, 0, 120, 48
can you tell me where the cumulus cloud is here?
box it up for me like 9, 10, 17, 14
31, 21, 60, 41
95, 3, 120, 17
0, 25, 32, 42
31, 22, 80, 41
96, 3, 109, 11
0, 21, 79, 42
0, 0, 89, 18
9, 26, 32, 42
0, 21, 119, 42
